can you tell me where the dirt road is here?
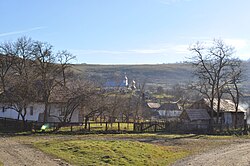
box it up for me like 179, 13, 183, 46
0, 136, 70, 166
173, 140, 250, 166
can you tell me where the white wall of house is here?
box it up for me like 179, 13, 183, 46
0, 103, 45, 121
0, 105, 18, 119
158, 110, 182, 117
0, 102, 80, 122
48, 103, 80, 122
71, 109, 80, 122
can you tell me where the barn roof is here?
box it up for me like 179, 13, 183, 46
185, 109, 211, 121
203, 98, 246, 113
147, 102, 161, 109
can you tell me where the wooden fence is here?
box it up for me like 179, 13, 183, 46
133, 122, 166, 132
32, 121, 168, 133
31, 121, 135, 132
0, 117, 34, 132
1, 117, 250, 134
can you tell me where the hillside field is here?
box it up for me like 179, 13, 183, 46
72, 61, 250, 91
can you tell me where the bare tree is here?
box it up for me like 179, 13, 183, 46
6, 83, 37, 125
106, 92, 123, 123
82, 89, 108, 129
0, 42, 15, 92
32, 41, 61, 123
120, 94, 135, 123
156, 86, 164, 94
0, 37, 78, 129
225, 58, 243, 128
48, 80, 92, 129
0, 37, 37, 126
57, 50, 76, 86
190, 39, 240, 124
171, 82, 201, 109
133, 81, 146, 122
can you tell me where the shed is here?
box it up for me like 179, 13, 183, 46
180, 109, 211, 130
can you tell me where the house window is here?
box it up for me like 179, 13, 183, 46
30, 106, 34, 116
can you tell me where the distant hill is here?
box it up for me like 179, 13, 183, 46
72, 63, 194, 89
71, 61, 250, 91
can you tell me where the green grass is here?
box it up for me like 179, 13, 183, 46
88, 122, 134, 131
34, 139, 189, 166
57, 122, 134, 132
152, 94, 173, 99
0, 161, 3, 166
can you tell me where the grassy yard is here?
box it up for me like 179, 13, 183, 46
57, 122, 134, 132
34, 139, 189, 166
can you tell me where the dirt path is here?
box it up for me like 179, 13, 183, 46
173, 140, 250, 166
0, 136, 70, 166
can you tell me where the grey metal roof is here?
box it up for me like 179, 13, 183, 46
185, 109, 211, 121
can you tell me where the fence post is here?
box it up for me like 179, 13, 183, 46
154, 123, 157, 132
105, 122, 108, 131
36, 121, 38, 132
140, 122, 143, 133
70, 125, 73, 132
88, 122, 91, 131
164, 122, 167, 131
118, 122, 120, 132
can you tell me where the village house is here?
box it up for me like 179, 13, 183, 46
157, 102, 182, 121
0, 88, 82, 123
145, 102, 161, 120
0, 101, 81, 123
189, 98, 246, 127
146, 102, 161, 111
0, 102, 44, 122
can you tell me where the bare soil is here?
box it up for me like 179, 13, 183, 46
173, 139, 250, 166
0, 136, 70, 166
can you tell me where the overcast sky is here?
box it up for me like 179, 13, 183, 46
0, 0, 250, 64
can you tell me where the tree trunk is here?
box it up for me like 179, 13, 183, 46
43, 101, 49, 123
20, 114, 26, 131
234, 104, 239, 129
235, 112, 238, 129
216, 98, 221, 124
84, 115, 89, 129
